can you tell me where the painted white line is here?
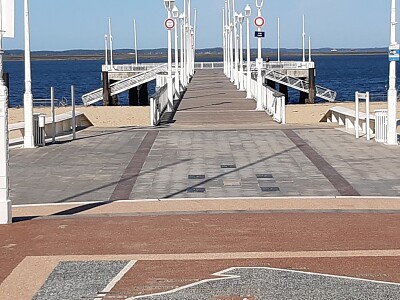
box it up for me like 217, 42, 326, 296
94, 260, 136, 300
128, 266, 400, 299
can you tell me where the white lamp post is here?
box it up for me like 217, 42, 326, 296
227, 1, 234, 80
388, 0, 399, 145
223, 7, 226, 75
255, 0, 264, 111
23, 0, 34, 148
302, 15, 306, 62
234, 12, 239, 88
172, 5, 180, 94
108, 18, 114, 69
164, 0, 175, 111
245, 4, 252, 99
277, 17, 280, 62
238, 13, 245, 91
0, 0, 12, 224
104, 34, 108, 67
179, 13, 185, 87
133, 19, 138, 65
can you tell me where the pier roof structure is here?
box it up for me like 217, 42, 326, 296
1, 70, 400, 299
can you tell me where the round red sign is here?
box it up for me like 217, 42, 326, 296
165, 18, 175, 30
254, 16, 265, 27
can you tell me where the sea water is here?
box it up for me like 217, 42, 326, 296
3, 54, 394, 107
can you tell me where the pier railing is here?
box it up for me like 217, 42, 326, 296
194, 62, 224, 70
102, 64, 164, 72
245, 75, 286, 124
150, 79, 177, 126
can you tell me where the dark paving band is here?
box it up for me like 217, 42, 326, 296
109, 131, 159, 201
283, 129, 360, 196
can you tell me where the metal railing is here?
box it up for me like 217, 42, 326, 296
33, 97, 68, 107
263, 69, 337, 102
194, 62, 224, 70
82, 64, 168, 106
245, 75, 286, 124
375, 109, 388, 143
150, 79, 176, 126
102, 63, 164, 72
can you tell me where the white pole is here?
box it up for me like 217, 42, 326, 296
309, 36, 312, 62
167, 10, 173, 111
388, 0, 398, 145
228, 1, 234, 81
355, 92, 360, 139
108, 18, 114, 69
256, 0, 264, 111
188, 0, 192, 76
239, 18, 244, 91
0, 0, 11, 224
104, 35, 108, 67
180, 15, 185, 87
302, 15, 306, 62
246, 11, 252, 99
277, 17, 281, 63
51, 87, 55, 143
174, 12, 179, 94
193, 8, 197, 71
233, 3, 239, 88
184, 0, 188, 83
23, 0, 34, 149
366, 92, 371, 141
134, 19, 138, 65
71, 85, 76, 140
223, 8, 226, 75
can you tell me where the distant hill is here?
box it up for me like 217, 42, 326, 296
4, 47, 388, 61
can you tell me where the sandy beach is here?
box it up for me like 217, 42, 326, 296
7, 102, 400, 133
8, 106, 151, 128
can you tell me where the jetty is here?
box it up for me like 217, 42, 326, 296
1, 1, 400, 299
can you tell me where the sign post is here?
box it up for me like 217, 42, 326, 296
0, 0, 14, 224
255, 0, 265, 111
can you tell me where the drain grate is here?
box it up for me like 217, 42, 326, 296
221, 164, 237, 169
260, 187, 280, 192
187, 188, 206, 193
256, 174, 274, 179
188, 175, 206, 180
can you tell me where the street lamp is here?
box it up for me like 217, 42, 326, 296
179, 13, 186, 87
0, 0, 12, 224
234, 12, 239, 88
238, 13, 245, 91
245, 4, 252, 99
387, 0, 399, 145
255, 0, 264, 110
104, 34, 108, 67
164, 0, 175, 111
23, 0, 34, 148
172, 5, 180, 93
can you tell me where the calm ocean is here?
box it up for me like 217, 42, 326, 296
3, 54, 394, 107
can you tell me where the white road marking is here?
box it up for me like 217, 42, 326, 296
94, 260, 137, 300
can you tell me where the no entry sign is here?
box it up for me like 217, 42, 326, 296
254, 16, 265, 28
165, 18, 175, 30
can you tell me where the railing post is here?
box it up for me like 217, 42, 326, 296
355, 92, 360, 139
150, 97, 155, 126
71, 85, 76, 140
51, 87, 56, 143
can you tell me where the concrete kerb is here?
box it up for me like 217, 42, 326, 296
11, 196, 400, 220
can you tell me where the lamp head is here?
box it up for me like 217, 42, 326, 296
245, 4, 252, 17
172, 5, 179, 18
238, 13, 244, 24
164, 0, 175, 11
179, 13, 184, 21
255, 0, 264, 9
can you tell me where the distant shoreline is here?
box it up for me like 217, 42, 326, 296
4, 51, 388, 62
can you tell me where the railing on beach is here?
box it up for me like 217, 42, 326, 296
33, 97, 68, 107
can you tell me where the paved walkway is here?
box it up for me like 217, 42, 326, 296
2, 69, 400, 299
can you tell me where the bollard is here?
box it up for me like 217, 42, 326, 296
71, 85, 76, 140
51, 87, 56, 143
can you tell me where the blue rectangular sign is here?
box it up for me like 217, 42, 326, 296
389, 47, 400, 61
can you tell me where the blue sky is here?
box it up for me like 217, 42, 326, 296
3, 0, 394, 51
